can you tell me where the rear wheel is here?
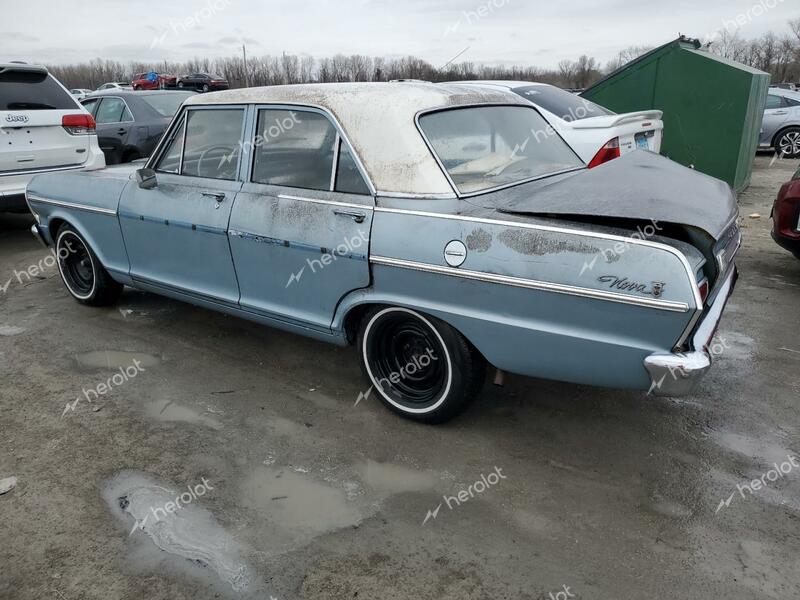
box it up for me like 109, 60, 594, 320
178, 81, 184, 88
775, 127, 800, 159
357, 306, 485, 423
201, 83, 209, 93
56, 225, 123, 306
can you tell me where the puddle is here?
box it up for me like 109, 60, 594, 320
359, 460, 437, 495
77, 351, 161, 369
102, 470, 250, 592
241, 466, 362, 536
713, 431, 796, 466
145, 400, 222, 430
0, 326, 25, 336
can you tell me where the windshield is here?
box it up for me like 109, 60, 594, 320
140, 92, 194, 117
513, 85, 613, 122
419, 105, 584, 195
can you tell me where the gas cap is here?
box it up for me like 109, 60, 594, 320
444, 240, 467, 267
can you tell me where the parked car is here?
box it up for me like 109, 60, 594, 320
760, 89, 800, 158
772, 164, 800, 259
176, 73, 229, 93
80, 90, 195, 164
95, 82, 132, 92
25, 83, 739, 423
132, 72, 177, 91
770, 83, 797, 92
0, 63, 104, 212
449, 81, 664, 167
70, 88, 93, 101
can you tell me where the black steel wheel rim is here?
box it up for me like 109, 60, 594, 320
59, 234, 94, 296
366, 312, 448, 409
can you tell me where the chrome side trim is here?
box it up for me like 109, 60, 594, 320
330, 133, 341, 192
370, 255, 690, 312
376, 190, 458, 200
277, 194, 374, 211
25, 194, 117, 216
1, 163, 85, 178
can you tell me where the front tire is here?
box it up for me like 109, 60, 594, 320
775, 127, 800, 159
201, 83, 209, 93
56, 225, 123, 306
357, 306, 485, 423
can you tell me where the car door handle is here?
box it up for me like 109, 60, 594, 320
201, 192, 226, 202
333, 209, 366, 223
774, 110, 789, 115
117, 128, 127, 134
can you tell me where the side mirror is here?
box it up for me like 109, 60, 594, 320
136, 168, 158, 190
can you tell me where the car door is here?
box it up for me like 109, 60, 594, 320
228, 106, 375, 331
762, 94, 789, 145
92, 96, 134, 163
118, 106, 246, 305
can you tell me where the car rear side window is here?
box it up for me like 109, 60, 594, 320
252, 109, 337, 191
512, 85, 613, 122
0, 69, 78, 110
334, 139, 370, 195
181, 108, 245, 180
95, 98, 133, 124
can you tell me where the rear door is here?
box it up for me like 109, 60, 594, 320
0, 66, 89, 174
92, 96, 134, 164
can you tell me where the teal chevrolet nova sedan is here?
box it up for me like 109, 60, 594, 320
25, 82, 740, 423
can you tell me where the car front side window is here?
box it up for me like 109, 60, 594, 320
766, 95, 785, 110
180, 108, 245, 180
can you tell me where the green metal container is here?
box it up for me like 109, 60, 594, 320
582, 37, 770, 192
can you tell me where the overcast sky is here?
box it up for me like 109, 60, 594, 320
2, 0, 797, 68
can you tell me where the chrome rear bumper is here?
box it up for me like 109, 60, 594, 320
644, 267, 737, 396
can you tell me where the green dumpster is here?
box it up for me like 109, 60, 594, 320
582, 36, 770, 193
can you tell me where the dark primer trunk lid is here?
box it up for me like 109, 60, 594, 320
488, 151, 737, 240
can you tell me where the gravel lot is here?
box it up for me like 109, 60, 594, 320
1, 155, 799, 600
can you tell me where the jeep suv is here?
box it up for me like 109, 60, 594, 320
1, 63, 105, 211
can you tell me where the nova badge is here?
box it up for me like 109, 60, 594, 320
598, 275, 666, 298
5, 114, 29, 124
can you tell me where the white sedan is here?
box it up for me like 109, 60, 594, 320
449, 81, 664, 168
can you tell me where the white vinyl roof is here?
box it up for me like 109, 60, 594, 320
186, 82, 527, 196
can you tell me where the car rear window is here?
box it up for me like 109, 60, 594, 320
0, 69, 78, 110
140, 92, 194, 117
512, 85, 613, 122
419, 105, 584, 195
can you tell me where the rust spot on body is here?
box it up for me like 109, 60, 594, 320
466, 228, 492, 252
498, 229, 598, 256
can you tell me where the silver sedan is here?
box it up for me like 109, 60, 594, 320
760, 89, 800, 158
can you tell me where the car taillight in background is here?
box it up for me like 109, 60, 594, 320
588, 138, 621, 168
62, 114, 96, 135
698, 276, 709, 305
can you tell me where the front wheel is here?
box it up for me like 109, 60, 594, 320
357, 306, 485, 423
775, 127, 800, 159
201, 83, 209, 93
177, 81, 184, 88
56, 225, 123, 306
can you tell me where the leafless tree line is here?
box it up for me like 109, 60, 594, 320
46, 20, 800, 91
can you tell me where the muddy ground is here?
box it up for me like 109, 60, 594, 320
1, 155, 799, 600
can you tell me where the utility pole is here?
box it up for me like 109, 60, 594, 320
242, 43, 248, 88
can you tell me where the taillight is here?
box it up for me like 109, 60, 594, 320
62, 113, 96, 135
588, 138, 621, 168
698, 277, 709, 305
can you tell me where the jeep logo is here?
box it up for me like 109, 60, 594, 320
5, 114, 29, 124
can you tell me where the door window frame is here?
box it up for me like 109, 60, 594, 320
147, 104, 249, 181
94, 96, 135, 124
245, 104, 375, 196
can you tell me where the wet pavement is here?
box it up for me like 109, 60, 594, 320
0, 156, 799, 599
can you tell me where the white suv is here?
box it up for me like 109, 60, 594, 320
1, 63, 105, 212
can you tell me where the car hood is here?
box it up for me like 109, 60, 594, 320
488, 151, 737, 240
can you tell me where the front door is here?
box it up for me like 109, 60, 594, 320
762, 94, 789, 146
228, 106, 374, 330
119, 106, 246, 305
